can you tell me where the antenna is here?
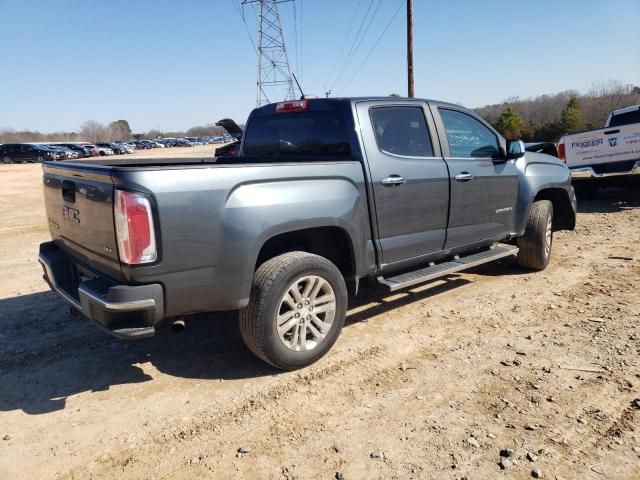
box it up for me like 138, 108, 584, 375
292, 72, 304, 99
242, 0, 296, 107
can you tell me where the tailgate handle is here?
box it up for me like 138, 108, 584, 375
604, 129, 620, 135
62, 180, 76, 203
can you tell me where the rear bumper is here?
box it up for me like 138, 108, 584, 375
38, 241, 163, 340
570, 160, 640, 178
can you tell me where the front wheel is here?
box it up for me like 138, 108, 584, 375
1, 156, 12, 164
239, 252, 348, 370
517, 200, 553, 271
35, 155, 45, 163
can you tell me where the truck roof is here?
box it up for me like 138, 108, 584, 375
610, 104, 640, 117
252, 97, 462, 113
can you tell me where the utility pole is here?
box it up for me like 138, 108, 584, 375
407, 0, 414, 98
242, 0, 297, 107
324, 89, 331, 98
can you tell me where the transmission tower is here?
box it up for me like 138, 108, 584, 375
242, 0, 297, 107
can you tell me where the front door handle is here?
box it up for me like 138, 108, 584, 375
381, 175, 406, 186
454, 172, 474, 182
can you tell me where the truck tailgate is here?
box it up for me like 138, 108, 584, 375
564, 123, 640, 169
42, 163, 122, 281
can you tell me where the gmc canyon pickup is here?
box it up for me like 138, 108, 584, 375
39, 97, 576, 370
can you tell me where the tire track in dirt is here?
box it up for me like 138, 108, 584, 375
60, 221, 640, 479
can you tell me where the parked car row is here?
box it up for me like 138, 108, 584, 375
0, 142, 133, 163
0, 143, 68, 163
132, 135, 235, 149
0, 135, 235, 164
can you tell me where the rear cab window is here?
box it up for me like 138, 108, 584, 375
608, 109, 640, 127
243, 107, 351, 157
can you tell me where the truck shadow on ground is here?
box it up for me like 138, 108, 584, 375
0, 276, 475, 415
576, 183, 640, 214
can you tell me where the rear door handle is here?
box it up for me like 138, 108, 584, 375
454, 172, 474, 182
381, 175, 406, 186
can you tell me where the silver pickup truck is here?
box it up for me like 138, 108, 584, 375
39, 97, 576, 370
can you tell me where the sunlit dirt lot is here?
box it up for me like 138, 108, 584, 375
0, 154, 638, 479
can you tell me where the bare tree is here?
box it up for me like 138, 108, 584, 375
582, 80, 640, 128
79, 121, 108, 143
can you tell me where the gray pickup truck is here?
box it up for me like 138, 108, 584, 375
39, 97, 576, 370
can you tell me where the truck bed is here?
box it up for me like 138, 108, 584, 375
56, 154, 361, 170
41, 157, 371, 317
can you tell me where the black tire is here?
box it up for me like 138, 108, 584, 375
35, 155, 45, 163
239, 251, 348, 370
517, 200, 554, 271
99, 151, 106, 156
1, 156, 12, 164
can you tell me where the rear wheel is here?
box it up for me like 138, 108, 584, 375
239, 252, 347, 370
1, 156, 12, 164
517, 200, 553, 271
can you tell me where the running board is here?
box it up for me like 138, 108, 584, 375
377, 244, 519, 292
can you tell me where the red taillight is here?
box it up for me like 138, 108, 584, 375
114, 190, 157, 264
276, 99, 308, 113
557, 142, 565, 161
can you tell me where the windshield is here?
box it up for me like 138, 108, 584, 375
243, 110, 351, 156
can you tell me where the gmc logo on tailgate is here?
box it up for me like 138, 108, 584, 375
61, 205, 80, 224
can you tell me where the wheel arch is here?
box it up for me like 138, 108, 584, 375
255, 226, 357, 281
533, 188, 576, 231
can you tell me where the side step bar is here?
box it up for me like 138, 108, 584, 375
377, 244, 519, 292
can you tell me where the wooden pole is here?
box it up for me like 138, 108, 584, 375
407, 0, 414, 97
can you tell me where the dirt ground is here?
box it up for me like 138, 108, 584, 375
0, 153, 638, 480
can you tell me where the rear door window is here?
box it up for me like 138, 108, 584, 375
243, 110, 351, 156
370, 106, 434, 157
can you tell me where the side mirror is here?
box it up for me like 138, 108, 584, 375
506, 139, 526, 159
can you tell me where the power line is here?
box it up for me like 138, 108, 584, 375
338, 0, 384, 81
227, 0, 258, 53
299, 0, 302, 80
339, 0, 405, 94
293, 0, 300, 76
324, 0, 363, 88
329, 0, 376, 91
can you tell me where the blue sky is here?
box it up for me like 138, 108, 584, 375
0, 0, 638, 133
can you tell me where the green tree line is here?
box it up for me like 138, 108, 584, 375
476, 80, 640, 141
